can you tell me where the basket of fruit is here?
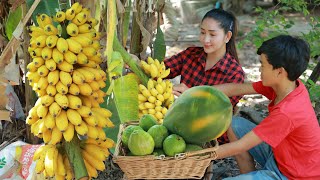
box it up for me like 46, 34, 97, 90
114, 83, 233, 179
113, 120, 219, 180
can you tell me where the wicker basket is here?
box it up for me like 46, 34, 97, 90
113, 123, 219, 179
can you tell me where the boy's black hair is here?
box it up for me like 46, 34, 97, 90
257, 35, 310, 81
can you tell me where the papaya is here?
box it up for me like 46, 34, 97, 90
163, 86, 232, 144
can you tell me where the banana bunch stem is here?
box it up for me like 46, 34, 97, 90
64, 137, 88, 180
113, 36, 149, 86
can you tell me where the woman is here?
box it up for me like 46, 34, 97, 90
164, 9, 245, 143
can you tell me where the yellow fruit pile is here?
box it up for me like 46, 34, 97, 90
33, 145, 73, 180
80, 138, 115, 178
138, 57, 174, 123
25, 2, 114, 179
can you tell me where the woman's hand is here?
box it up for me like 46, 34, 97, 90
173, 83, 189, 97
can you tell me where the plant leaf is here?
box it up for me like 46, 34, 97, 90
113, 73, 139, 123
153, 25, 166, 62
5, 6, 22, 40
26, 0, 60, 25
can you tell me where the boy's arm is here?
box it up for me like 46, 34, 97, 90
215, 131, 263, 159
214, 82, 257, 97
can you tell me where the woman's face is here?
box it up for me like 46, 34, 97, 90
199, 18, 229, 54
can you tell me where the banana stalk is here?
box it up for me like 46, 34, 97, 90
64, 137, 88, 180
113, 36, 149, 86
106, 0, 117, 61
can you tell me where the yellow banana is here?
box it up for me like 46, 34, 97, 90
71, 2, 82, 14
81, 67, 102, 80
66, 38, 82, 54
94, 112, 114, 128
37, 104, 48, 119
26, 71, 41, 83
75, 69, 94, 82
89, 53, 102, 64
81, 150, 105, 171
44, 24, 58, 36
36, 76, 48, 90
35, 35, 47, 48
64, 50, 78, 64
78, 23, 92, 34
38, 14, 52, 28
66, 23, 79, 37
69, 83, 80, 95
160, 69, 170, 78
55, 110, 69, 132
66, 109, 82, 126
65, 8, 76, 20
72, 70, 85, 85
76, 52, 88, 64
70, 36, 92, 47
56, 81, 68, 94
83, 144, 105, 161
75, 122, 88, 135
43, 113, 55, 130
37, 64, 49, 77
55, 93, 69, 109
57, 60, 74, 73
46, 84, 57, 97
83, 158, 98, 178
42, 129, 52, 143
78, 83, 93, 96
56, 153, 66, 176
141, 61, 151, 74
87, 18, 98, 26
96, 126, 107, 141
52, 48, 64, 64
47, 70, 59, 85
56, 38, 68, 53
82, 47, 96, 57
67, 94, 82, 109
41, 46, 53, 60
35, 154, 46, 174
59, 71, 72, 87
32, 57, 45, 67
76, 106, 92, 118
45, 59, 56, 71
49, 102, 61, 117
72, 12, 87, 26
147, 56, 155, 64
97, 79, 106, 89
50, 126, 63, 145
41, 95, 54, 107
31, 47, 43, 57
63, 123, 74, 142
83, 116, 97, 127
156, 84, 164, 94
88, 81, 100, 91
45, 35, 58, 48
147, 79, 155, 89
150, 63, 158, 78
28, 26, 45, 37
91, 107, 112, 118
91, 40, 101, 50
86, 125, 99, 140
54, 11, 66, 22
44, 145, 58, 177
33, 145, 52, 161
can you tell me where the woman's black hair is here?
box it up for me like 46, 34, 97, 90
202, 9, 239, 62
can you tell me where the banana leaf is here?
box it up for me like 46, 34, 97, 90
26, 0, 61, 23
113, 73, 139, 123
5, 6, 22, 40
153, 25, 166, 62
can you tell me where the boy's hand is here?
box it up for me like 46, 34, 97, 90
173, 83, 188, 96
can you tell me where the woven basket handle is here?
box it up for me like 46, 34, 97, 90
184, 140, 219, 160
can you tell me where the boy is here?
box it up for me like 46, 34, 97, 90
213, 35, 320, 179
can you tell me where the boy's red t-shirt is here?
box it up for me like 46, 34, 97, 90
252, 80, 320, 180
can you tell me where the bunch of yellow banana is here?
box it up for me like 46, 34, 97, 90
140, 57, 170, 79
138, 78, 174, 123
33, 145, 73, 179
79, 138, 115, 178
26, 3, 116, 178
